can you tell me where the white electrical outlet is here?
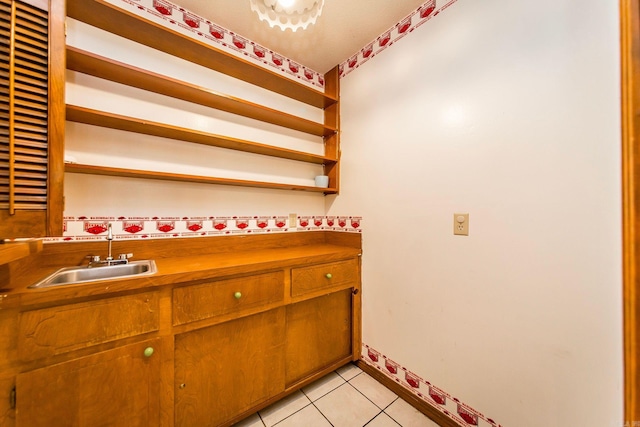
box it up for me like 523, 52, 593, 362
453, 213, 469, 236
289, 213, 297, 229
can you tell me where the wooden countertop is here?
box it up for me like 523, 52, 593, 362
1, 232, 362, 308
0, 239, 43, 266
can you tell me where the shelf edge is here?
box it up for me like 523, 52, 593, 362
65, 163, 337, 194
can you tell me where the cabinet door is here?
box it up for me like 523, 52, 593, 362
19, 292, 160, 361
0, 376, 15, 427
175, 308, 285, 427
285, 289, 353, 385
16, 339, 162, 427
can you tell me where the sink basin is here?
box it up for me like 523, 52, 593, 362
29, 260, 157, 288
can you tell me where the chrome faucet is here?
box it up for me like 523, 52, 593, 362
106, 222, 114, 262
87, 223, 132, 267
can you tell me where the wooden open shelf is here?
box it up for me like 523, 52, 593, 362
66, 0, 337, 109
67, 47, 337, 137
66, 105, 337, 165
63, 0, 341, 196
65, 163, 338, 194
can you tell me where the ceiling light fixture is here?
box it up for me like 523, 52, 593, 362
250, 0, 325, 32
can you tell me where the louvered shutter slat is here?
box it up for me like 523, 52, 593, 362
0, 0, 48, 213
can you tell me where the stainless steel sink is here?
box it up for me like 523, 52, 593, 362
29, 260, 157, 288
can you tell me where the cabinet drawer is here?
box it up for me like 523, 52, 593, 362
291, 259, 359, 297
173, 271, 284, 326
18, 292, 159, 361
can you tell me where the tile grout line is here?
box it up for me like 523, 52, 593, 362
343, 373, 407, 426
336, 365, 364, 382
300, 387, 336, 427
301, 374, 348, 403
316, 366, 402, 427
257, 411, 267, 427
268, 400, 313, 427
310, 377, 397, 427
346, 375, 401, 415
360, 409, 385, 427
310, 400, 336, 427
242, 366, 406, 427
257, 369, 354, 427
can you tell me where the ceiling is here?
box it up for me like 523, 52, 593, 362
173, 0, 428, 73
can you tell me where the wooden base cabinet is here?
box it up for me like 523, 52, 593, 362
15, 338, 163, 427
175, 308, 286, 427
3, 234, 362, 427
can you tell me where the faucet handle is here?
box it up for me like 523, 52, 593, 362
86, 255, 101, 266
118, 253, 133, 261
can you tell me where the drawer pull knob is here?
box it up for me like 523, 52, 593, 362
179, 383, 186, 389
234, 292, 242, 299
325, 273, 333, 279
143, 347, 154, 358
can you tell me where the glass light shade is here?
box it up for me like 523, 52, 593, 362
250, 0, 325, 32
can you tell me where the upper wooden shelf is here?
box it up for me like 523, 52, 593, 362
0, 239, 43, 266
66, 105, 337, 165
65, 163, 338, 194
66, 47, 337, 138
66, 0, 337, 109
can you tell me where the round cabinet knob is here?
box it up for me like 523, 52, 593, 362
234, 291, 242, 299
179, 383, 186, 389
143, 347, 154, 358
325, 273, 333, 279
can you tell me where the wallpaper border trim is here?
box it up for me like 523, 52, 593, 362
43, 215, 362, 242
361, 343, 502, 427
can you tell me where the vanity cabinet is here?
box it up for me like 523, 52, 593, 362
1, 232, 362, 427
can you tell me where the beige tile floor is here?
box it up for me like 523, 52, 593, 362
233, 363, 440, 427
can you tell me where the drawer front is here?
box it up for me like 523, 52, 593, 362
291, 259, 359, 297
19, 292, 160, 361
173, 271, 284, 326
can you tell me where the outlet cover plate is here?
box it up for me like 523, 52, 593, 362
454, 213, 469, 236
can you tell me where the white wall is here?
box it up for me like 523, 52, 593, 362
64, 19, 326, 217
328, 0, 623, 426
